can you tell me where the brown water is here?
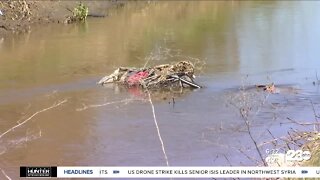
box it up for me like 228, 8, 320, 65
1, 1, 320, 179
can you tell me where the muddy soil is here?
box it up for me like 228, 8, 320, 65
0, 0, 126, 36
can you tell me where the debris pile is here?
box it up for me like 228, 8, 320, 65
98, 61, 201, 89
256, 83, 276, 93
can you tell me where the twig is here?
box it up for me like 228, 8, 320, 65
147, 91, 170, 167
260, 128, 318, 150
76, 99, 136, 111
253, 93, 270, 117
245, 95, 268, 164
65, 7, 73, 13
267, 129, 278, 146
286, 117, 320, 126
223, 154, 233, 167
267, 129, 276, 140
287, 131, 303, 147
238, 148, 260, 165
143, 56, 151, 69
212, 154, 219, 163
310, 100, 320, 131
0, 99, 67, 140
241, 111, 266, 166
0, 168, 12, 180
228, 82, 269, 166
285, 141, 291, 150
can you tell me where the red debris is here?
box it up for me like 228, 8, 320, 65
127, 71, 149, 86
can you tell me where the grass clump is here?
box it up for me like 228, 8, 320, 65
73, 2, 88, 21
65, 2, 88, 23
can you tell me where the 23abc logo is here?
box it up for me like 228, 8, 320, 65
285, 150, 311, 162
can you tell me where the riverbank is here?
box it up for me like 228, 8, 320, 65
0, 1, 126, 36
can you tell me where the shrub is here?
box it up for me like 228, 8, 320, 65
73, 2, 88, 21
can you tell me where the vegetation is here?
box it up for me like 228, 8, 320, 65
73, 2, 88, 21
65, 2, 88, 23
304, 133, 320, 166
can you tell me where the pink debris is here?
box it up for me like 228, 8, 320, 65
127, 71, 149, 86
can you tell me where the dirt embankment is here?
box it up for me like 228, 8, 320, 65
0, 0, 126, 36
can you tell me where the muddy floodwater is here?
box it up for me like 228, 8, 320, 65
1, 1, 320, 179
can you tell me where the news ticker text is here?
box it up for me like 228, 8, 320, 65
20, 166, 320, 178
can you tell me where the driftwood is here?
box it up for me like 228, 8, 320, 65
98, 61, 201, 89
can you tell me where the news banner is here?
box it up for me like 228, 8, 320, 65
20, 149, 319, 178
20, 166, 320, 178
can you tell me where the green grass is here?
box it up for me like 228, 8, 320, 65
73, 2, 88, 21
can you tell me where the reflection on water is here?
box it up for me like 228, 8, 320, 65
1, 1, 320, 179
1, 1, 319, 89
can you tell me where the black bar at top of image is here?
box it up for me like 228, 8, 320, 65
51, 166, 57, 177
20, 166, 27, 177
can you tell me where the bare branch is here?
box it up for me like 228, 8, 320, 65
147, 91, 170, 167
241, 110, 267, 166
310, 100, 320, 131
76, 99, 138, 111
0, 168, 12, 180
267, 129, 278, 146
286, 117, 320, 126
223, 154, 233, 167
0, 99, 67, 140
238, 148, 260, 165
